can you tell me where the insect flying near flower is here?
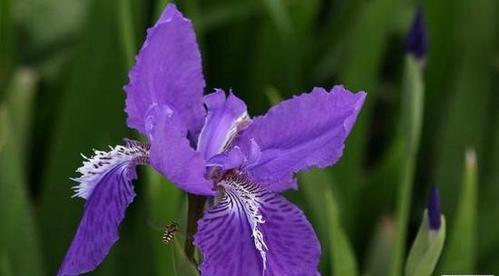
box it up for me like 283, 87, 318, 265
162, 222, 178, 244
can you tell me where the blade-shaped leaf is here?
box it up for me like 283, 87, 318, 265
431, 0, 496, 223
0, 69, 44, 276
389, 54, 425, 276
439, 150, 478, 273
300, 170, 358, 276
364, 216, 395, 276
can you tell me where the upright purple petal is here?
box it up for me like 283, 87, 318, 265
124, 4, 205, 135
147, 105, 215, 196
197, 90, 249, 160
58, 142, 149, 275
236, 86, 366, 192
194, 173, 320, 276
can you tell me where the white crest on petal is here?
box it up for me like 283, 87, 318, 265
219, 173, 269, 271
222, 112, 250, 151
72, 141, 149, 199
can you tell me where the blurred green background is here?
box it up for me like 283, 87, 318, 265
0, 0, 498, 275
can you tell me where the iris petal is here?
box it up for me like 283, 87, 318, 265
58, 141, 148, 276
148, 106, 215, 195
194, 174, 320, 276
206, 146, 246, 170
236, 86, 366, 192
259, 193, 321, 276
197, 89, 249, 160
124, 4, 206, 135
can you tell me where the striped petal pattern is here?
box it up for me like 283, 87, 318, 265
194, 173, 320, 276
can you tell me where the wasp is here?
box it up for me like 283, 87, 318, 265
162, 222, 178, 244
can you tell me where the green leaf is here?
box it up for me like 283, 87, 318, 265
172, 238, 199, 276
364, 216, 395, 276
389, 55, 425, 276
439, 150, 478, 273
198, 1, 258, 33
431, 0, 496, 222
300, 170, 358, 276
0, 0, 15, 90
478, 100, 499, 270
0, 251, 13, 276
22, 0, 87, 55
260, 0, 292, 38
324, 188, 359, 276
0, 69, 44, 276
405, 211, 446, 276
245, 0, 320, 110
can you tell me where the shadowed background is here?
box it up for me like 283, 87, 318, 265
0, 0, 498, 275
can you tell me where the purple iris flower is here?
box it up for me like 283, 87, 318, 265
58, 4, 366, 276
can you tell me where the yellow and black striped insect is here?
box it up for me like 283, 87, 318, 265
162, 222, 178, 244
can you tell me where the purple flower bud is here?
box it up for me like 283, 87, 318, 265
406, 7, 428, 60
427, 186, 441, 230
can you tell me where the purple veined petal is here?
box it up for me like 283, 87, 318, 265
147, 105, 215, 196
124, 4, 206, 135
197, 89, 249, 160
194, 173, 321, 276
260, 192, 321, 276
236, 86, 366, 192
58, 141, 149, 276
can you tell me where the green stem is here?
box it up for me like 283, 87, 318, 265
184, 193, 206, 264
389, 56, 424, 276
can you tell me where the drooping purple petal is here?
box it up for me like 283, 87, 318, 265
197, 90, 249, 160
71, 140, 149, 199
124, 4, 205, 135
236, 86, 366, 192
260, 192, 321, 276
147, 105, 215, 196
58, 141, 149, 276
194, 180, 263, 276
194, 173, 320, 276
